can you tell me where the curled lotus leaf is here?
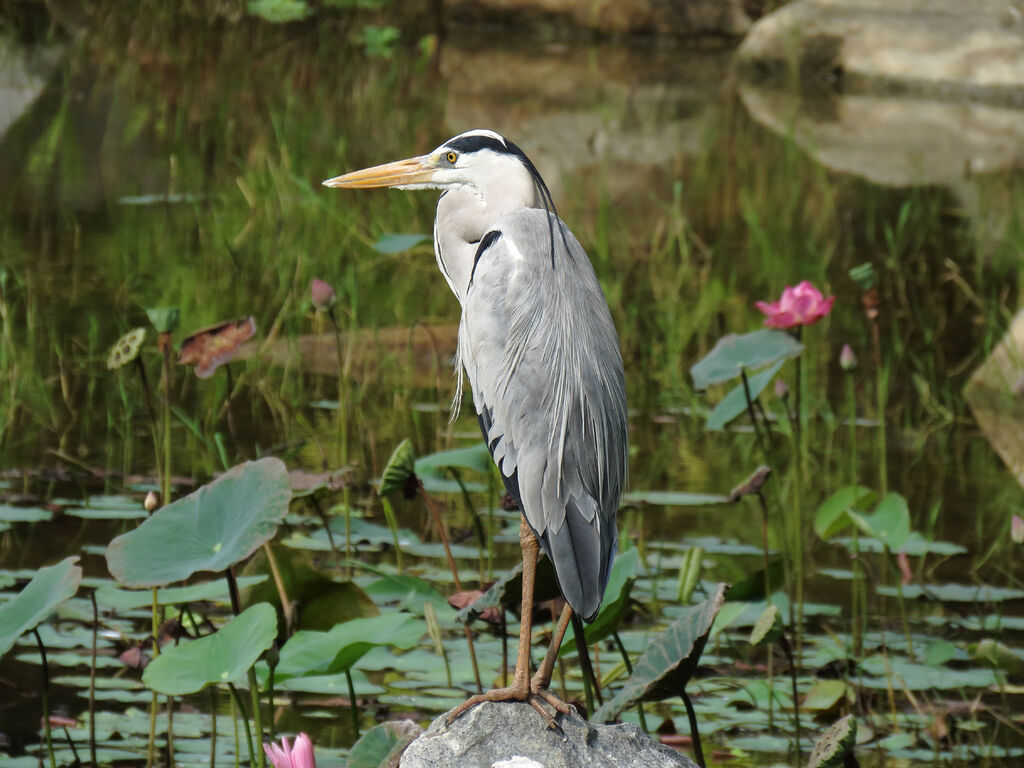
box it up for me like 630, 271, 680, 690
107, 327, 147, 370
178, 316, 257, 379
379, 439, 416, 497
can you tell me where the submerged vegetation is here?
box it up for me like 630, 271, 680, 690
2, 3, 1024, 767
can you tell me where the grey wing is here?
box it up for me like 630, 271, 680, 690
457, 209, 628, 622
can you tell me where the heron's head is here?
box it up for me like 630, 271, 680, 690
323, 129, 544, 206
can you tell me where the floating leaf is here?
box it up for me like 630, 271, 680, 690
273, 613, 423, 681
371, 233, 431, 254
379, 439, 416, 496
106, 327, 147, 370
145, 307, 180, 334
808, 714, 858, 768
347, 720, 423, 768
415, 442, 492, 475
106, 458, 291, 587
593, 583, 728, 722
690, 329, 803, 390
0, 504, 53, 523
622, 490, 730, 507
706, 359, 786, 430
142, 603, 277, 695
177, 316, 257, 379
95, 576, 268, 611
0, 557, 82, 660
364, 572, 450, 617
801, 680, 852, 713
923, 639, 958, 667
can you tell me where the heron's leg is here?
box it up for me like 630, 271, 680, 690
529, 602, 573, 714
448, 516, 558, 727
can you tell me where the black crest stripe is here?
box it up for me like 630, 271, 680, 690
469, 230, 502, 290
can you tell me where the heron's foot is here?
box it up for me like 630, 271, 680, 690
530, 672, 573, 716
447, 684, 562, 730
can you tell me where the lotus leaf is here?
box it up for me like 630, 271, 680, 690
347, 720, 423, 768
622, 490, 730, 507
706, 358, 786, 430
379, 439, 416, 496
273, 612, 423, 681
0, 556, 82, 659
142, 602, 277, 695
372, 233, 431, 254
690, 329, 803, 390
594, 583, 727, 722
105, 458, 291, 587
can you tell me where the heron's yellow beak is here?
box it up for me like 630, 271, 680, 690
322, 155, 436, 189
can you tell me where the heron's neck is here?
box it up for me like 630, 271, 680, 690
434, 180, 542, 303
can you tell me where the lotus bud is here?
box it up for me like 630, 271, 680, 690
1012, 514, 1024, 544
145, 491, 159, 513
311, 278, 337, 312
839, 344, 857, 372
774, 379, 789, 400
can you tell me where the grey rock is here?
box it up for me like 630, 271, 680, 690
398, 701, 697, 768
738, 0, 1024, 95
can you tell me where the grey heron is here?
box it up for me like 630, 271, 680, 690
323, 129, 628, 725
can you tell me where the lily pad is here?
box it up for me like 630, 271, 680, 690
415, 442, 492, 475
273, 613, 424, 681
690, 329, 803, 390
106, 458, 291, 587
593, 583, 728, 722
814, 485, 875, 540
0, 556, 82, 660
372, 233, 431, 254
622, 491, 730, 507
95, 576, 268, 611
706, 358, 786, 431
848, 492, 910, 551
0, 504, 53, 523
142, 603, 277, 695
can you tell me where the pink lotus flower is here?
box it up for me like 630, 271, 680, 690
311, 278, 337, 312
755, 281, 835, 329
264, 733, 316, 768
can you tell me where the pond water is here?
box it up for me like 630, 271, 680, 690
2, 4, 1024, 768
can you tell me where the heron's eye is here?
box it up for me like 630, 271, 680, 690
445, 151, 458, 164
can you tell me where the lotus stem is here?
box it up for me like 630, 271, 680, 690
739, 367, 766, 453
755, 490, 774, 729
345, 669, 360, 738
327, 307, 353, 579
209, 688, 217, 768
779, 633, 801, 758
680, 688, 705, 768
32, 628, 56, 768
227, 683, 257, 768
134, 356, 161, 482
380, 497, 404, 574
262, 543, 293, 636
89, 591, 98, 768
147, 586, 160, 768
166, 695, 175, 767
247, 668, 266, 768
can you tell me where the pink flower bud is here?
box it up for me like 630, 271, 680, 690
839, 344, 857, 372
897, 550, 912, 586
311, 278, 337, 312
773, 379, 789, 399
1012, 514, 1024, 544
